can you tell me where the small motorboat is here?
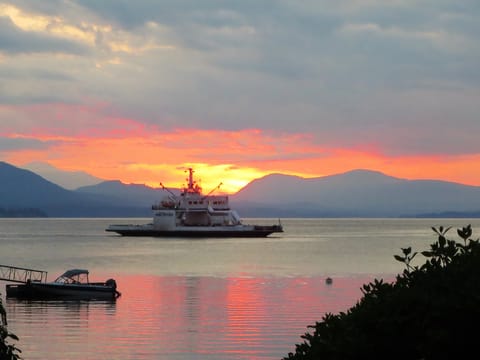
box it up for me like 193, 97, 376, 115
5, 268, 121, 300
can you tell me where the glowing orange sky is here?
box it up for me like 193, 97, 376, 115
4, 124, 480, 193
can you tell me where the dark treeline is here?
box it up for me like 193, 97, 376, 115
0, 207, 47, 218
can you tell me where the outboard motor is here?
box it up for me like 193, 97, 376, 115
106, 278, 121, 298
106, 278, 117, 289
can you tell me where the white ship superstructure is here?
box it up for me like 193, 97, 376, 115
106, 168, 283, 237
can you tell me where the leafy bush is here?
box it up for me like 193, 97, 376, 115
284, 225, 480, 360
0, 295, 21, 360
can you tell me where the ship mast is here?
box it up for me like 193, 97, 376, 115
185, 168, 201, 194
187, 168, 194, 190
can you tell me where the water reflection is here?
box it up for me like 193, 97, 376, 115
4, 274, 376, 360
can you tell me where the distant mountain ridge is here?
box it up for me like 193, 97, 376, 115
232, 169, 480, 217
23, 162, 104, 189
76, 180, 170, 205
1, 161, 480, 217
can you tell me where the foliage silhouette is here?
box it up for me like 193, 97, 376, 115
284, 224, 480, 360
0, 295, 21, 360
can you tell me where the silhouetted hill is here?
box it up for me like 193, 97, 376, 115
0, 162, 146, 217
232, 170, 480, 217
0, 161, 78, 205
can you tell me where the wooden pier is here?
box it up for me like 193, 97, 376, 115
0, 264, 47, 283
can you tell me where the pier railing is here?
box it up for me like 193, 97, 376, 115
0, 264, 48, 283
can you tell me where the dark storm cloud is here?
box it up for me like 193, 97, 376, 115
76, 0, 341, 78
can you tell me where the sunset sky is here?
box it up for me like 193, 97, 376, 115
1, 1, 479, 193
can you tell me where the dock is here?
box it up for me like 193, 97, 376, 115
0, 264, 48, 284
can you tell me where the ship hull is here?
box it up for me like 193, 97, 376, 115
106, 224, 283, 238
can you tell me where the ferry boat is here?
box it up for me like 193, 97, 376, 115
106, 168, 283, 237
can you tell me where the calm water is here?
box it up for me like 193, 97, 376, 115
1, 218, 479, 359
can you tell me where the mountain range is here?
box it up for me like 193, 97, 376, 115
1, 161, 480, 218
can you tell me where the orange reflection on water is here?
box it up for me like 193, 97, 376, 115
6, 274, 383, 359
224, 277, 266, 356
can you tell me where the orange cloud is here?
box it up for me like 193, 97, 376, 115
3, 118, 324, 192
3, 110, 480, 193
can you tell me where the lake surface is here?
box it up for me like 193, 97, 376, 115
1, 218, 479, 359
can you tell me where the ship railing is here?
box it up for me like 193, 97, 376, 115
0, 264, 48, 284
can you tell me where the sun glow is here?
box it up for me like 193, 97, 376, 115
126, 163, 270, 194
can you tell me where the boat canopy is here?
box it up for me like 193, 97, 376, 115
61, 269, 89, 278
54, 269, 90, 284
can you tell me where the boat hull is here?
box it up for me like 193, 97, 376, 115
6, 282, 119, 300
106, 224, 283, 238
